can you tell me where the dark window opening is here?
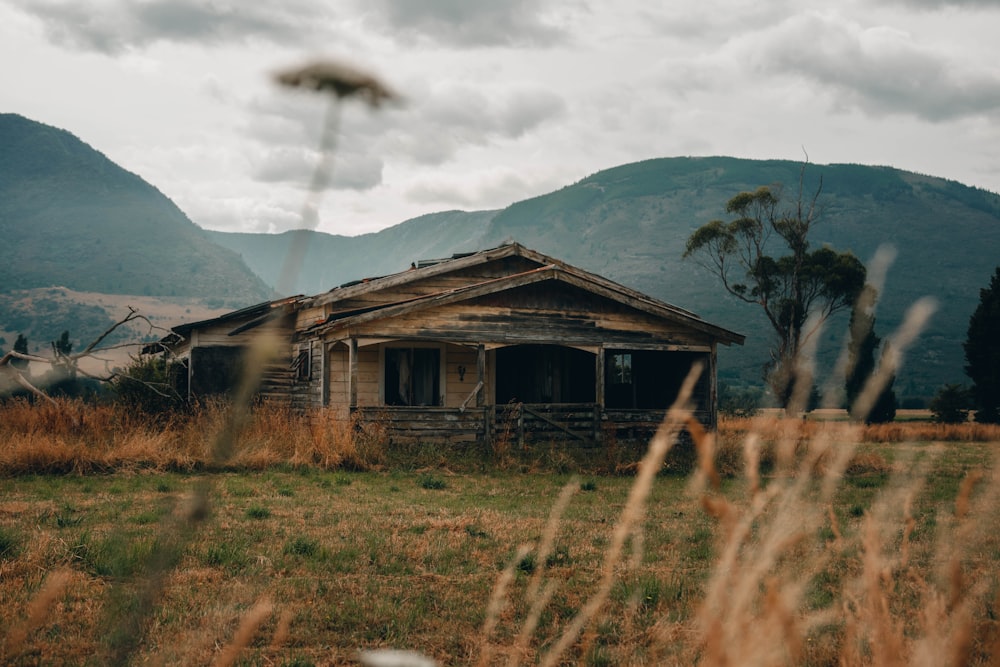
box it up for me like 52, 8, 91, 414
604, 350, 709, 410
293, 346, 311, 381
168, 358, 189, 399
385, 347, 441, 406
495, 345, 596, 404
190, 346, 244, 398
609, 353, 632, 384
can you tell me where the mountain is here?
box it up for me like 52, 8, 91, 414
0, 113, 271, 304
3, 112, 996, 402
206, 209, 496, 294
209, 157, 1000, 402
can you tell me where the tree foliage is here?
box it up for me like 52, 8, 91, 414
718, 382, 762, 418
42, 330, 82, 396
845, 285, 896, 423
964, 267, 1000, 423
929, 384, 971, 424
11, 334, 28, 371
109, 355, 186, 415
683, 175, 866, 407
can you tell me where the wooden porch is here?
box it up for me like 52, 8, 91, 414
353, 403, 711, 446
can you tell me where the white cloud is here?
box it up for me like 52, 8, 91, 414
754, 12, 1000, 121
10, 0, 334, 53
359, 0, 570, 47
3, 0, 1000, 238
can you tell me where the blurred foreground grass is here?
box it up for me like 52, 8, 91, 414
2, 432, 998, 665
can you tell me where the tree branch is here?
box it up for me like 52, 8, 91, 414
1, 308, 177, 403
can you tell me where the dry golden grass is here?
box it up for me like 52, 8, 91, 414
0, 398, 387, 475
720, 414, 1000, 443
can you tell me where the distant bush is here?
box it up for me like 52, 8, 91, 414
718, 382, 762, 418
929, 384, 972, 423
109, 356, 186, 415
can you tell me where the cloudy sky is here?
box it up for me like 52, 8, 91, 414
2, 1, 999, 237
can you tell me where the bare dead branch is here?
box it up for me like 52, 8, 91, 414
73, 307, 168, 359
9, 369, 58, 406
1, 308, 178, 403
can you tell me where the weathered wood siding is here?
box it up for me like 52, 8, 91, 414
327, 342, 349, 413
365, 407, 486, 444
356, 347, 380, 406
444, 344, 480, 408
327, 342, 485, 410
286, 338, 324, 410
314, 256, 543, 315
189, 323, 263, 349
323, 283, 712, 349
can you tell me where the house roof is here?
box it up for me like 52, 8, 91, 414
304, 242, 745, 345
143, 295, 303, 352
150, 242, 745, 351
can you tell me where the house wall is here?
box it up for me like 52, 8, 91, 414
327, 342, 348, 414
445, 344, 480, 408
165, 247, 737, 441
287, 338, 324, 410
189, 324, 265, 350
325, 341, 484, 411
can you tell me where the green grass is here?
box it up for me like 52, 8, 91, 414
0, 526, 22, 560
0, 440, 997, 665
245, 505, 272, 520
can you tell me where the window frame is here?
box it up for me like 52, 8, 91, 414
379, 342, 446, 407
293, 343, 311, 381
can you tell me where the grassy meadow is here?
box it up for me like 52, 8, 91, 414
1, 399, 999, 665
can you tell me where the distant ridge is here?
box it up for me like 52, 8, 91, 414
0, 113, 271, 304
4, 112, 998, 400
209, 156, 1000, 400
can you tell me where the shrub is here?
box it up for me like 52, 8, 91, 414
0, 527, 22, 560
718, 382, 762, 418
109, 355, 186, 415
419, 475, 447, 490
283, 536, 319, 558
930, 384, 972, 423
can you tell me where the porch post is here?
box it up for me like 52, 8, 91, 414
709, 345, 718, 429
349, 337, 359, 409
595, 347, 605, 408
321, 341, 330, 406
477, 343, 489, 444
187, 330, 198, 402
476, 344, 486, 407
594, 347, 605, 443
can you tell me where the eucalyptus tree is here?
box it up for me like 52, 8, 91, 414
684, 178, 866, 408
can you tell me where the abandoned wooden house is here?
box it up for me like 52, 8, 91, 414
152, 242, 744, 445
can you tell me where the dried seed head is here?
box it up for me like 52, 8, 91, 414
274, 59, 398, 108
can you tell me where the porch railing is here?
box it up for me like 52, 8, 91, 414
353, 404, 712, 446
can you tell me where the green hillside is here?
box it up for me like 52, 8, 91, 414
475, 158, 1000, 399
209, 157, 1000, 402
3, 112, 995, 403
0, 113, 271, 304
206, 209, 497, 293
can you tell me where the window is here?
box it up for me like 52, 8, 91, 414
605, 351, 636, 409
293, 345, 311, 381
604, 350, 710, 410
609, 353, 632, 385
495, 345, 595, 404
384, 347, 441, 406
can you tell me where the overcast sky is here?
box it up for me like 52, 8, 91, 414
2, 0, 999, 237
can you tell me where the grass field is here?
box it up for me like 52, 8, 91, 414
1, 401, 999, 665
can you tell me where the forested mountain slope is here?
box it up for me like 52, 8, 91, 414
0, 114, 270, 304
211, 157, 1000, 400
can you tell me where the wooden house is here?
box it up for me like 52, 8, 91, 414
155, 243, 744, 445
